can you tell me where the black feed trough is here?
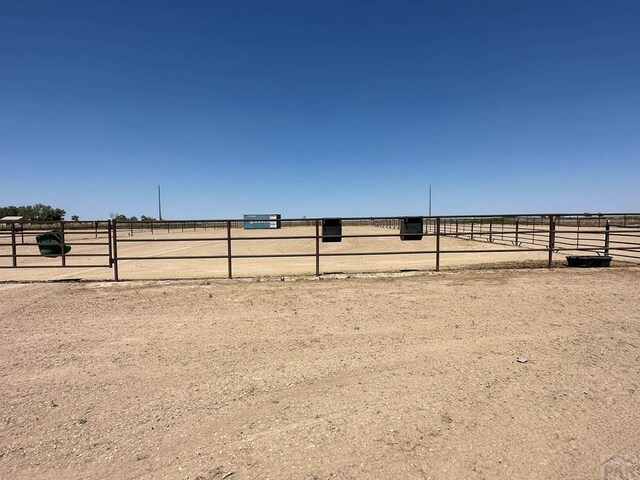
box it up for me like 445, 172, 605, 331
322, 218, 342, 242
565, 255, 612, 268
400, 217, 423, 241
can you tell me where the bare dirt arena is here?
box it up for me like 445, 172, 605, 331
1, 267, 639, 479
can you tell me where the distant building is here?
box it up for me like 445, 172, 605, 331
1, 215, 23, 227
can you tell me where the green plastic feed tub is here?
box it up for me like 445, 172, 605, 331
36, 231, 71, 257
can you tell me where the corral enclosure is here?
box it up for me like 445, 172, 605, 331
1, 213, 639, 281
1, 214, 640, 479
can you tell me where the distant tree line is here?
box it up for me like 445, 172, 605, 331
0, 205, 159, 222
109, 213, 157, 222
0, 204, 66, 221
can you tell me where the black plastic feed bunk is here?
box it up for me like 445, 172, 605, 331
565, 255, 612, 267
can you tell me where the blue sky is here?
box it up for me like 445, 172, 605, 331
1, 0, 638, 219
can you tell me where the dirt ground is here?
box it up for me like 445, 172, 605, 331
1, 267, 639, 479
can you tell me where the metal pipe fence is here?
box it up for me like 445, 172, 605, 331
0, 220, 113, 270
1, 213, 638, 281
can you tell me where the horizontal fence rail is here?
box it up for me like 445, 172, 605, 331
0, 213, 638, 281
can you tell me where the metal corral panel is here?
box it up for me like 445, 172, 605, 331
243, 214, 282, 229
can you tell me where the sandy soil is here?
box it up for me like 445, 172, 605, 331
2, 225, 637, 282
1, 267, 639, 479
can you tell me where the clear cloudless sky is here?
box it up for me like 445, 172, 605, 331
1, 0, 639, 219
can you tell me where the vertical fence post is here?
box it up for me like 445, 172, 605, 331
489, 218, 493, 242
532, 217, 536, 245
112, 220, 119, 281
226, 220, 232, 279
547, 215, 555, 268
107, 220, 113, 268
60, 221, 66, 267
470, 218, 474, 240
10, 221, 17, 267
435, 217, 441, 272
604, 219, 610, 256
515, 218, 520, 246
94, 221, 98, 239
455, 218, 459, 237
315, 219, 320, 277
576, 216, 580, 249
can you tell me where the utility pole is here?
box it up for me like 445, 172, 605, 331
158, 184, 162, 220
